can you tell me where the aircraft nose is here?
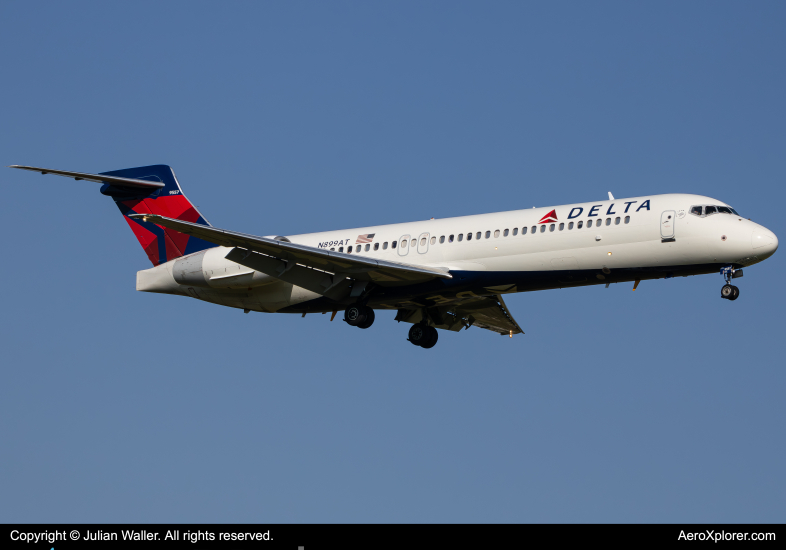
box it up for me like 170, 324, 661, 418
752, 226, 778, 258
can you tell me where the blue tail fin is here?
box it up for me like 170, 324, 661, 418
99, 165, 217, 266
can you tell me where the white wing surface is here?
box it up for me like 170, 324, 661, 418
129, 214, 452, 285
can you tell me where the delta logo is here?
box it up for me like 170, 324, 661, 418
538, 210, 558, 223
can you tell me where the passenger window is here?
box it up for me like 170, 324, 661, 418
418, 238, 425, 246
374, 243, 379, 251
467, 233, 472, 241
476, 232, 482, 240
383, 242, 388, 250
717, 206, 732, 214
330, 247, 335, 251
624, 216, 630, 224
411, 239, 417, 247
559, 223, 564, 231
568, 222, 574, 229
339, 246, 344, 252
596, 219, 602, 227
615, 217, 620, 225
429, 237, 435, 245
449, 234, 454, 242
513, 228, 518, 236
540, 225, 546, 233
439, 236, 445, 243
503, 229, 508, 237
363, 244, 368, 251
392, 241, 397, 249
531, 226, 536, 234
495, 230, 500, 238
577, 221, 583, 229
690, 206, 703, 216
348, 246, 353, 253
458, 234, 464, 241
605, 218, 611, 226
401, 240, 407, 248
549, 224, 555, 232
705, 206, 717, 215
521, 227, 526, 235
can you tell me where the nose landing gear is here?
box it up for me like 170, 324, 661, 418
720, 266, 742, 301
721, 284, 739, 300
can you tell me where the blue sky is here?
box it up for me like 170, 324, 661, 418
1, 1, 784, 522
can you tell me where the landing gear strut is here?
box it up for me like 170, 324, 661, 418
408, 324, 438, 348
720, 266, 742, 301
344, 305, 375, 328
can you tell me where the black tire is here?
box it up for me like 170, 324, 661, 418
721, 284, 734, 300
408, 324, 430, 347
357, 308, 375, 329
344, 305, 368, 327
420, 326, 439, 349
729, 285, 740, 301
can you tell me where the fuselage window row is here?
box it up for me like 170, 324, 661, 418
336, 214, 633, 254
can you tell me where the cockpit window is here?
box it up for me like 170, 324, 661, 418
690, 204, 741, 217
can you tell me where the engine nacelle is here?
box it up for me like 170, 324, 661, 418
172, 247, 278, 289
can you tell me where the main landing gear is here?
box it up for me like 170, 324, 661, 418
408, 323, 438, 349
720, 266, 742, 301
344, 306, 440, 348
344, 305, 375, 329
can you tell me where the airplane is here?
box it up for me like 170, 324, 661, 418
10, 164, 779, 348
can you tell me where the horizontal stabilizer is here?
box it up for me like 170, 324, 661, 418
9, 165, 165, 189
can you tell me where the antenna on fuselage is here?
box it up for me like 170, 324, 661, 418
608, 192, 615, 200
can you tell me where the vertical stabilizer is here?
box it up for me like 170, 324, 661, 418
99, 165, 217, 266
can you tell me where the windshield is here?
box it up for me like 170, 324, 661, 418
690, 205, 740, 217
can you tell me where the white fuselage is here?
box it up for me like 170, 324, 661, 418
137, 193, 778, 313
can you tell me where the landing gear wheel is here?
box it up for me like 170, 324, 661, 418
721, 284, 734, 300
345, 305, 373, 327
728, 285, 740, 301
357, 308, 375, 329
408, 324, 429, 346
408, 324, 438, 348
420, 326, 438, 349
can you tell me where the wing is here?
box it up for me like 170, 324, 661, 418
128, 213, 452, 285
9, 165, 165, 189
395, 294, 524, 336
457, 294, 523, 335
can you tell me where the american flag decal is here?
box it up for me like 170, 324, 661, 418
355, 233, 375, 244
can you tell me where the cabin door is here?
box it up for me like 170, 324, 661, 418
398, 234, 411, 256
417, 232, 430, 254
661, 210, 675, 240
